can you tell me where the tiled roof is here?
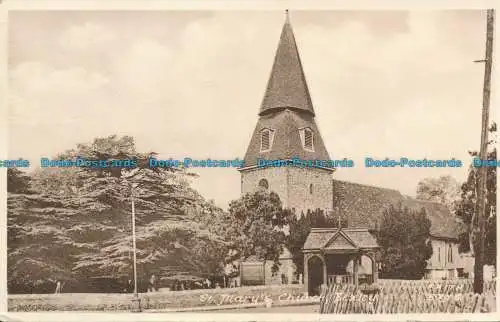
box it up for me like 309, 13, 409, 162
332, 180, 466, 240
303, 228, 379, 250
345, 228, 379, 248
242, 15, 329, 167
303, 229, 332, 250
242, 109, 330, 167
259, 14, 315, 116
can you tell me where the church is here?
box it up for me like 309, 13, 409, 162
237, 12, 466, 294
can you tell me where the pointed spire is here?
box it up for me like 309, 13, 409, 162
259, 11, 315, 116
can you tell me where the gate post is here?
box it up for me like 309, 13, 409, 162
304, 254, 309, 296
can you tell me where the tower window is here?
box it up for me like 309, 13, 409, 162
304, 129, 313, 149
258, 179, 269, 191
309, 184, 313, 195
438, 247, 441, 263
299, 127, 314, 151
260, 128, 275, 152
448, 244, 453, 263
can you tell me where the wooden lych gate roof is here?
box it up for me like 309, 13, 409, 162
303, 228, 379, 252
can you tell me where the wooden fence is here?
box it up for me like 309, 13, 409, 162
319, 279, 496, 314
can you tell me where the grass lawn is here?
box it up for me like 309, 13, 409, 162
8, 285, 306, 312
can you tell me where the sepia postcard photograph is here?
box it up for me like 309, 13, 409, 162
2, 1, 498, 320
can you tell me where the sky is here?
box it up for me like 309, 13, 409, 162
7, 10, 494, 209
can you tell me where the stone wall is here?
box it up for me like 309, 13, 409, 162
286, 167, 333, 216
240, 166, 333, 216
241, 167, 288, 205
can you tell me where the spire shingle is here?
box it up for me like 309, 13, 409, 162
259, 13, 315, 116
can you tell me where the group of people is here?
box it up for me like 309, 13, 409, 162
54, 272, 294, 294
122, 274, 159, 293
171, 278, 221, 291
120, 274, 240, 293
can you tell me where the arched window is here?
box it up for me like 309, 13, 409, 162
258, 179, 269, 191
309, 183, 313, 194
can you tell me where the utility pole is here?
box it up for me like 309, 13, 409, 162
131, 184, 141, 312
473, 8, 494, 294
122, 168, 142, 312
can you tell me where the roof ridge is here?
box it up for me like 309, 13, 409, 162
333, 179, 403, 195
310, 228, 338, 232
342, 228, 370, 231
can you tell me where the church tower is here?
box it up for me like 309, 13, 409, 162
239, 11, 334, 216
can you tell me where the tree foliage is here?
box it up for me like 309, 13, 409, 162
455, 123, 497, 266
7, 168, 77, 292
286, 209, 346, 275
7, 135, 229, 292
416, 175, 461, 213
225, 191, 293, 271
376, 204, 433, 279
7, 168, 32, 194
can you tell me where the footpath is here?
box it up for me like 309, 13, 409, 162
145, 298, 321, 313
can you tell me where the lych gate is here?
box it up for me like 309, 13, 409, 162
302, 228, 380, 295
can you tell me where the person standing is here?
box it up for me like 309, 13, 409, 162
148, 274, 157, 292
54, 281, 61, 294
127, 279, 133, 293
205, 278, 211, 289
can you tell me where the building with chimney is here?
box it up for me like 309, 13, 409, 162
237, 12, 466, 292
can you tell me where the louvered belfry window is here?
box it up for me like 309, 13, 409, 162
261, 129, 273, 152
304, 129, 313, 149
301, 127, 314, 151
